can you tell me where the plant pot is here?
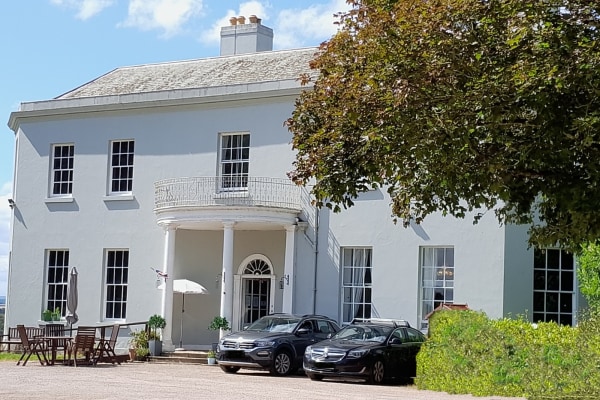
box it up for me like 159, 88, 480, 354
148, 340, 162, 356
207, 357, 216, 365
128, 348, 136, 362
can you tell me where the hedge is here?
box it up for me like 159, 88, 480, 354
415, 310, 600, 398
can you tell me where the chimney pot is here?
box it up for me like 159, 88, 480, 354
237, 16, 246, 25
229, 17, 237, 26
249, 15, 261, 24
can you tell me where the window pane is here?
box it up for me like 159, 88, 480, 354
341, 247, 373, 324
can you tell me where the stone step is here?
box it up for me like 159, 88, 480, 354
148, 351, 212, 365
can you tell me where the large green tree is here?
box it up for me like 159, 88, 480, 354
287, 0, 600, 250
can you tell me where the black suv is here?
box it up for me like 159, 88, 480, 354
216, 313, 340, 376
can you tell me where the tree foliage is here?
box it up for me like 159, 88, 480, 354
578, 242, 600, 309
287, 0, 600, 249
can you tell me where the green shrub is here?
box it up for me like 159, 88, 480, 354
416, 309, 600, 398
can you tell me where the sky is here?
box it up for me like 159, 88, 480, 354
0, 0, 351, 297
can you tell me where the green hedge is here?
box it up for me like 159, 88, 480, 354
415, 310, 600, 398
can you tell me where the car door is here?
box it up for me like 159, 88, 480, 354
404, 327, 425, 377
387, 328, 409, 377
291, 320, 316, 363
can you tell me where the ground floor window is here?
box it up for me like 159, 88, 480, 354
420, 247, 454, 330
46, 250, 69, 317
341, 247, 372, 324
105, 249, 129, 319
533, 248, 575, 326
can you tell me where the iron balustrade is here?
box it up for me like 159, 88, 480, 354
154, 177, 303, 211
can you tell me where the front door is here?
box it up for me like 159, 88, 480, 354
233, 254, 276, 331
242, 277, 270, 326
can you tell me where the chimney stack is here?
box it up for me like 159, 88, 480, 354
220, 15, 274, 56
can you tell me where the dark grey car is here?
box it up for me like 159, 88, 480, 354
216, 313, 340, 376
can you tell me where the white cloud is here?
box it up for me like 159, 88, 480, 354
120, 0, 205, 38
274, 0, 350, 49
50, 0, 115, 20
0, 182, 12, 297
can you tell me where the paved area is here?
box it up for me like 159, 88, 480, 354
0, 361, 525, 399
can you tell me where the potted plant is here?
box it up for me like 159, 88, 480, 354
129, 330, 149, 361
42, 309, 53, 322
147, 314, 166, 356
51, 307, 61, 321
206, 349, 217, 365
208, 316, 230, 332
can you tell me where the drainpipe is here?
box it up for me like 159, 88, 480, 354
312, 206, 320, 314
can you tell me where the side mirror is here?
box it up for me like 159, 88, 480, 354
389, 337, 403, 345
296, 327, 310, 335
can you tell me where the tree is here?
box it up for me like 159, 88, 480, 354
287, 0, 600, 250
578, 242, 600, 309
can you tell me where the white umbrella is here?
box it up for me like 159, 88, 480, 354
159, 279, 209, 350
65, 267, 79, 326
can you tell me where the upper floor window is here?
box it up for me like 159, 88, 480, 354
420, 247, 454, 330
110, 140, 134, 194
50, 144, 74, 196
533, 248, 575, 326
219, 133, 249, 190
105, 249, 129, 320
46, 250, 69, 318
341, 247, 372, 324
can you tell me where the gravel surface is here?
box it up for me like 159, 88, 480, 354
0, 361, 526, 400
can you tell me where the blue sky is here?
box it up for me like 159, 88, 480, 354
0, 0, 350, 296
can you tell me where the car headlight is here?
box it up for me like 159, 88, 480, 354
347, 349, 370, 359
305, 346, 313, 356
255, 340, 275, 348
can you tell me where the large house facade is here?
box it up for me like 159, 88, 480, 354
5, 18, 586, 350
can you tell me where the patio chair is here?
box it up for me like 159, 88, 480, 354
94, 324, 121, 365
16, 325, 48, 366
67, 334, 96, 367
43, 323, 68, 362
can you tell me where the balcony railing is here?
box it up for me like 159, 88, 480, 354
154, 177, 303, 211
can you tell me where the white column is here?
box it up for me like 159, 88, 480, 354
282, 225, 296, 313
160, 225, 176, 348
220, 221, 235, 338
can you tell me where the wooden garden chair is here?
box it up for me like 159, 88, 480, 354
16, 325, 48, 366
94, 324, 121, 365
67, 334, 96, 367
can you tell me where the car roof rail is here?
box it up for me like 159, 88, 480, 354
350, 318, 411, 328
301, 314, 331, 319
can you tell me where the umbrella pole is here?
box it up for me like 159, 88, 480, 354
179, 293, 185, 349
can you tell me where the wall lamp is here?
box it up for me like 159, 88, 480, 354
279, 274, 289, 289
8, 199, 15, 209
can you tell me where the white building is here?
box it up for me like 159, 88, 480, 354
5, 18, 586, 350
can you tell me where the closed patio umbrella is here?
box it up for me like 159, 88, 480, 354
65, 267, 79, 327
159, 279, 209, 350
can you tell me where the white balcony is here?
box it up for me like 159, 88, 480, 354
154, 176, 303, 213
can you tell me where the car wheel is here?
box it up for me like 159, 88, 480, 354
368, 359, 385, 384
307, 373, 323, 381
220, 365, 240, 374
270, 350, 293, 376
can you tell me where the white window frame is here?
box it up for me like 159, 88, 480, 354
419, 247, 454, 330
104, 249, 129, 320
46, 249, 69, 318
340, 247, 373, 325
50, 144, 74, 197
218, 132, 250, 191
533, 248, 576, 326
109, 140, 135, 195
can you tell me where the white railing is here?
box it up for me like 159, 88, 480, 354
154, 177, 303, 211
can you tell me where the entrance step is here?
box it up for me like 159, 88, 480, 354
148, 350, 211, 365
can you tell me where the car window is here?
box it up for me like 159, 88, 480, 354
315, 320, 332, 334
390, 328, 405, 342
298, 320, 314, 332
405, 327, 425, 343
333, 325, 392, 342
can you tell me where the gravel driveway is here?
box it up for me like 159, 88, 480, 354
0, 361, 525, 400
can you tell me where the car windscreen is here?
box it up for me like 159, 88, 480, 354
245, 316, 301, 333
332, 325, 393, 343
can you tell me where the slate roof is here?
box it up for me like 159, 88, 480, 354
56, 47, 319, 100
